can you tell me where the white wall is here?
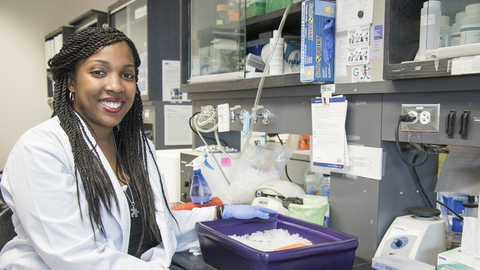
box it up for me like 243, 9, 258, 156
0, 0, 114, 170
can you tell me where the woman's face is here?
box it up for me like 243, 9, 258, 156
68, 42, 137, 134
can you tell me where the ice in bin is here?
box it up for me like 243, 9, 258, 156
195, 214, 359, 270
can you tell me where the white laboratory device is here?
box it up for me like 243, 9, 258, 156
251, 180, 305, 215
374, 214, 446, 266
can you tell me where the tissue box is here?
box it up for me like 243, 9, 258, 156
372, 255, 435, 270
437, 247, 480, 270
300, 0, 335, 84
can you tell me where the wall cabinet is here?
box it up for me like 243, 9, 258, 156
180, 1, 304, 94
384, 0, 480, 80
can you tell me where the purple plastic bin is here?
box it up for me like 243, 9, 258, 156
195, 214, 359, 270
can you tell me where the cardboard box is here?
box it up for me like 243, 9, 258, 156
300, 0, 336, 83
437, 247, 480, 270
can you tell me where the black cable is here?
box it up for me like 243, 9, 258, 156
411, 154, 434, 208
276, 134, 293, 182
395, 117, 429, 167
189, 112, 229, 147
437, 200, 464, 220
410, 154, 464, 220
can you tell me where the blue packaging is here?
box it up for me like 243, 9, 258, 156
284, 38, 301, 72
301, 0, 335, 83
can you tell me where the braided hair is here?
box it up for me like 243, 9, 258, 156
49, 27, 172, 254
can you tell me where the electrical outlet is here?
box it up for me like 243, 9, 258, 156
401, 104, 440, 132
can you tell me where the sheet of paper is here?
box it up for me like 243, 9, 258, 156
217, 103, 230, 132
335, 35, 348, 77
311, 97, 347, 169
337, 0, 374, 32
351, 64, 371, 82
164, 105, 193, 145
451, 56, 480, 75
337, 145, 383, 180
347, 26, 370, 66
371, 25, 383, 59
162, 60, 189, 102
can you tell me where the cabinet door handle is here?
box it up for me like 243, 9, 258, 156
444, 110, 455, 139
459, 110, 470, 140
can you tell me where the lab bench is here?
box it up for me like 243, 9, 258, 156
171, 251, 372, 270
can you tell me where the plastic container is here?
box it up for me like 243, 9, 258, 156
304, 168, 322, 195
195, 214, 359, 270
287, 195, 329, 226
216, 4, 228, 26
460, 3, 480, 45
228, 0, 240, 23
439, 15, 451, 47
319, 174, 330, 197
422, 0, 441, 53
246, 53, 266, 71
463, 195, 478, 218
266, 0, 292, 13
269, 30, 284, 75
246, 0, 266, 18
450, 11, 466, 46
418, 1, 428, 60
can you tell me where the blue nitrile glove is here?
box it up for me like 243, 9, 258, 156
222, 205, 278, 220
323, 20, 334, 65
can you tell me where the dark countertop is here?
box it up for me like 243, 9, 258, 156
172, 252, 372, 270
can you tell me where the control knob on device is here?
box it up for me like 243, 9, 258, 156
393, 238, 402, 247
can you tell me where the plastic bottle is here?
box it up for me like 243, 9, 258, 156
451, 11, 466, 46
460, 3, 480, 45
186, 154, 214, 205
318, 174, 330, 198
417, 1, 428, 60
425, 0, 441, 51
463, 196, 478, 218
439, 15, 451, 47
269, 30, 284, 75
303, 168, 321, 195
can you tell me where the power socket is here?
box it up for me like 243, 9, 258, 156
401, 104, 440, 132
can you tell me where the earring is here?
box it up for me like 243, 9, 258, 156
69, 91, 75, 102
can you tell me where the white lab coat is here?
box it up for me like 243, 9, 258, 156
0, 116, 214, 270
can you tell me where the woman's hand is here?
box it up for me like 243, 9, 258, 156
222, 205, 278, 220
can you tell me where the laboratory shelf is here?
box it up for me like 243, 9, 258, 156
384, 0, 480, 80
180, 1, 304, 94
245, 4, 302, 41
181, 73, 304, 94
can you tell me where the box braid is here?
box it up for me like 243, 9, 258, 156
48, 27, 174, 247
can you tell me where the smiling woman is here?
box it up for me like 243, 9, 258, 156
0, 27, 276, 270
67, 42, 137, 138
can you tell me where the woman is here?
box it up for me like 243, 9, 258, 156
0, 27, 275, 269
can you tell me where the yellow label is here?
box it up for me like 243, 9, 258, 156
306, 69, 313, 77
325, 5, 332, 14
